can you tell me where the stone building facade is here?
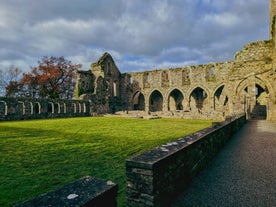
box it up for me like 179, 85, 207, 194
75, 0, 276, 121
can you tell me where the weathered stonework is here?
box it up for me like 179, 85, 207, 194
0, 97, 90, 121
15, 176, 118, 207
75, 0, 276, 121
126, 115, 246, 207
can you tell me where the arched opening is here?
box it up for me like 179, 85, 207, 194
34, 102, 41, 114
71, 103, 76, 113
17, 101, 25, 115
0, 101, 8, 116
48, 102, 54, 113
252, 84, 267, 119
133, 91, 145, 110
149, 90, 163, 112
214, 85, 228, 111
168, 89, 184, 111
189, 87, 207, 112
54, 103, 60, 114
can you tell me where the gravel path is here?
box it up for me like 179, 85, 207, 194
171, 120, 276, 207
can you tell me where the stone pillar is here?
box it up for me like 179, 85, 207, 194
145, 96, 150, 114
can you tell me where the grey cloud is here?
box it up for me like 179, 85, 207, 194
0, 0, 270, 74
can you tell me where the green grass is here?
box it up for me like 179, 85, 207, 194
0, 117, 213, 207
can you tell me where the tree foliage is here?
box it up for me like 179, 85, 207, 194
21, 56, 81, 99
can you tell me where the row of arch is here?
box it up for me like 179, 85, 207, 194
0, 100, 88, 117
132, 86, 228, 112
132, 82, 268, 114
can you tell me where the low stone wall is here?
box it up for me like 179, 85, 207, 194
0, 97, 91, 121
14, 176, 118, 207
126, 114, 246, 207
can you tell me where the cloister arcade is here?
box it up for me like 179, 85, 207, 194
0, 98, 90, 121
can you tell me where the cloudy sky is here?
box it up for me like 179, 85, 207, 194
0, 0, 270, 73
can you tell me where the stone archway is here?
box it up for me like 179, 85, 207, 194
34, 102, 41, 114
0, 101, 8, 116
133, 91, 145, 110
236, 78, 269, 119
214, 85, 228, 111
149, 90, 163, 112
168, 89, 184, 111
189, 87, 208, 112
252, 84, 268, 119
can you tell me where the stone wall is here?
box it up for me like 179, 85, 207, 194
75, 0, 276, 120
0, 97, 91, 121
15, 176, 118, 207
126, 114, 246, 207
76, 40, 276, 120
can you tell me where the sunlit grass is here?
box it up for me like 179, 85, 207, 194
0, 117, 213, 207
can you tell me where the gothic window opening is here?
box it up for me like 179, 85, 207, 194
34, 102, 41, 114
48, 102, 54, 113
133, 91, 145, 110
18, 101, 25, 115
168, 89, 184, 111
149, 90, 163, 112
189, 87, 207, 111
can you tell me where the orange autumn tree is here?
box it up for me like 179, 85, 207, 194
21, 56, 81, 99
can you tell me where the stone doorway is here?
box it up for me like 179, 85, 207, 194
189, 87, 207, 112
168, 89, 184, 111
133, 92, 145, 110
251, 84, 267, 119
149, 90, 163, 112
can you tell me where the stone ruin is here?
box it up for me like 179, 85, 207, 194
76, 1, 276, 121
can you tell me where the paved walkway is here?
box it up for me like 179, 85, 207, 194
171, 120, 276, 207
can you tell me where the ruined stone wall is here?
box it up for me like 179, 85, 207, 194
125, 61, 232, 119
126, 115, 246, 207
15, 176, 118, 207
75, 0, 276, 120
0, 97, 90, 121
75, 70, 95, 98
234, 41, 272, 63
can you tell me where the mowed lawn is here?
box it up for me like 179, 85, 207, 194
0, 117, 213, 207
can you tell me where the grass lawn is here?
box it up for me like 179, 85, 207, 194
0, 117, 213, 207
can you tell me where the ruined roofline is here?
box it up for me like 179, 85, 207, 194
91, 52, 116, 67
123, 61, 233, 75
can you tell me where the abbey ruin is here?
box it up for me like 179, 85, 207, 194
75, 0, 276, 121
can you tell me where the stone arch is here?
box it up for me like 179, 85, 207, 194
149, 90, 163, 112
213, 85, 228, 111
72, 103, 77, 113
168, 89, 184, 111
133, 91, 145, 110
23, 102, 33, 115
83, 103, 87, 113
235, 77, 271, 97
60, 102, 66, 113
17, 101, 25, 115
189, 87, 208, 112
235, 77, 270, 119
54, 103, 60, 114
0, 101, 8, 116
34, 102, 41, 114
48, 102, 54, 113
